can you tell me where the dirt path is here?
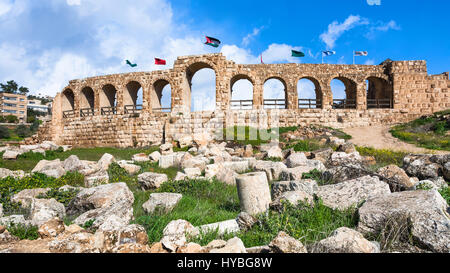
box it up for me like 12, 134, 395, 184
343, 125, 449, 155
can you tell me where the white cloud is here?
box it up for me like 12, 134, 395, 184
0, 0, 12, 16
242, 26, 264, 47
320, 15, 369, 49
262, 44, 304, 63
365, 20, 400, 39
66, 0, 81, 6
364, 59, 375, 65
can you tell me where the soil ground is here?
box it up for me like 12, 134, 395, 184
343, 125, 449, 155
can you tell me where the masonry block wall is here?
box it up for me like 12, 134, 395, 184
40, 54, 450, 148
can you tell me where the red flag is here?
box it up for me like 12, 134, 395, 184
155, 58, 166, 65
260, 54, 264, 64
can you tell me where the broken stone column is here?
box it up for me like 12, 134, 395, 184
236, 172, 271, 216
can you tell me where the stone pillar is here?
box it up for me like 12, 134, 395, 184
116, 84, 125, 115
287, 82, 298, 110
236, 172, 272, 215
94, 87, 101, 116
253, 82, 264, 110
356, 81, 366, 110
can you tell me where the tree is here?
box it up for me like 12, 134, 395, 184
5, 115, 18, 124
15, 125, 31, 138
0, 80, 19, 93
0, 126, 10, 139
0, 80, 30, 95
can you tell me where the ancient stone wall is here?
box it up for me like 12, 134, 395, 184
42, 53, 450, 148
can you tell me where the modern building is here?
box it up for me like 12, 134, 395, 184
28, 99, 52, 114
0, 92, 28, 123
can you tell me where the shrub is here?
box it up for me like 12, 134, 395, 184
37, 188, 80, 207
0, 125, 10, 139
6, 223, 39, 240
439, 187, 450, 205
5, 115, 18, 124
15, 124, 31, 138
291, 140, 323, 152
356, 146, 408, 167
302, 169, 335, 186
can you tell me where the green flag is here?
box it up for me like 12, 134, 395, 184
291, 50, 305, 57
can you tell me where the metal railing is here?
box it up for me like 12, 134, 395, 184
263, 99, 286, 109
367, 99, 393, 109
230, 100, 253, 110
63, 110, 75, 118
332, 99, 356, 109
101, 107, 117, 115
80, 108, 95, 117
124, 104, 143, 114
153, 107, 172, 113
298, 99, 322, 109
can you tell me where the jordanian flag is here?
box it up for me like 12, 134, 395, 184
205, 36, 221, 48
126, 60, 137, 67
323, 50, 336, 56
291, 50, 305, 57
155, 58, 166, 65
355, 51, 368, 56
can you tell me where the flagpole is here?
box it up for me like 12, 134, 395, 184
353, 51, 355, 65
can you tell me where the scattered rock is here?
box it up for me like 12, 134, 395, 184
117, 161, 141, 175
176, 242, 204, 253
12, 188, 51, 208
316, 176, 391, 210
184, 167, 202, 179
161, 220, 199, 252
0, 215, 30, 227
209, 237, 247, 253
285, 153, 308, 168
2, 150, 21, 160
160, 143, 173, 155
138, 172, 168, 190
149, 151, 161, 162
312, 227, 379, 253
251, 160, 288, 181
358, 190, 450, 253
29, 198, 66, 227
97, 153, 116, 172
337, 143, 357, 154
142, 193, 182, 214
63, 155, 85, 172
0, 168, 25, 179
38, 218, 65, 239
377, 164, 415, 191
269, 231, 307, 253
32, 159, 66, 178
198, 220, 240, 236
270, 190, 314, 210
132, 153, 150, 163
271, 180, 318, 199
236, 212, 258, 231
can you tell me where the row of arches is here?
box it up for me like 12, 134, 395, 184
61, 64, 393, 118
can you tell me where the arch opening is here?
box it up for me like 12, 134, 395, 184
125, 81, 143, 114
62, 89, 75, 118
230, 75, 253, 110
153, 79, 172, 112
297, 77, 323, 109
80, 87, 95, 116
264, 78, 287, 109
366, 77, 393, 109
185, 63, 216, 112
331, 77, 357, 109
100, 84, 117, 115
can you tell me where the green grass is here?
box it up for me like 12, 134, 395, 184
6, 223, 39, 240
439, 187, 450, 205
356, 146, 408, 168
0, 146, 160, 172
132, 179, 240, 243
290, 139, 325, 152
302, 169, 335, 186
192, 200, 358, 248
390, 110, 450, 151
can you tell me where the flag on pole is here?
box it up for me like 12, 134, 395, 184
155, 58, 166, 65
291, 50, 305, 57
322, 50, 336, 56
205, 36, 221, 48
260, 54, 264, 64
126, 60, 137, 67
354, 51, 368, 56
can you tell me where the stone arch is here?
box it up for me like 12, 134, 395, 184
330, 76, 357, 109
183, 61, 217, 112
297, 76, 323, 109
230, 74, 254, 110
152, 78, 172, 112
62, 89, 75, 117
80, 86, 95, 116
124, 80, 143, 113
366, 76, 393, 109
263, 76, 287, 109
100, 84, 117, 114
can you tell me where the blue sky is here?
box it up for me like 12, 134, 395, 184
0, 0, 449, 110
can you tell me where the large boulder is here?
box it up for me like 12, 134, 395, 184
358, 190, 450, 253
0, 168, 25, 179
312, 227, 379, 253
142, 193, 182, 214
250, 160, 288, 181
138, 172, 168, 190
38, 218, 66, 239
97, 153, 116, 172
160, 143, 173, 155
132, 153, 150, 163
29, 198, 66, 227
316, 176, 391, 210
0, 215, 31, 227
280, 161, 325, 181
403, 155, 442, 180
323, 164, 369, 183
149, 151, 161, 162
270, 190, 314, 211
12, 188, 51, 208
117, 161, 141, 175
2, 149, 22, 160
271, 180, 318, 199
285, 153, 308, 168
160, 220, 199, 252
377, 164, 415, 191
327, 152, 364, 167
159, 154, 177, 169
63, 155, 85, 173
68, 183, 134, 215
32, 159, 66, 178
209, 237, 247, 253
268, 231, 307, 253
